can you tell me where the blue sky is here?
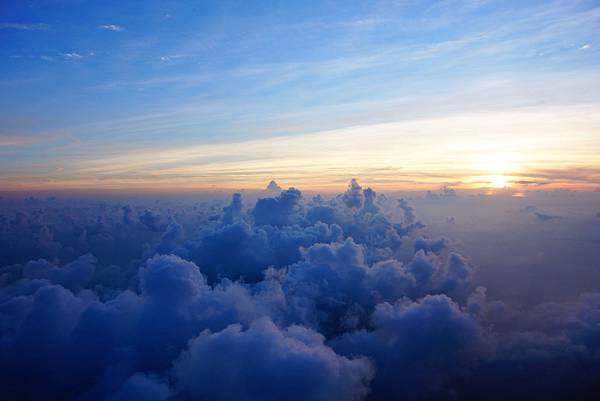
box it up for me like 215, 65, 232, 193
1, 0, 599, 190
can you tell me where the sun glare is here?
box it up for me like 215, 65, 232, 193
471, 174, 512, 189
469, 153, 519, 189
489, 175, 510, 188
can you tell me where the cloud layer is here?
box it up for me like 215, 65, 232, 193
0, 180, 599, 400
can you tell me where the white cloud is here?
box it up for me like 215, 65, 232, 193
0, 23, 49, 30
579, 44, 591, 50
98, 24, 124, 32
159, 54, 190, 62
61, 53, 84, 60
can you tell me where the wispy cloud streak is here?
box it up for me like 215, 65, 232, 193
0, 23, 49, 30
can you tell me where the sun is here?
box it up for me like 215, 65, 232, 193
489, 175, 510, 188
470, 174, 513, 189
469, 154, 518, 189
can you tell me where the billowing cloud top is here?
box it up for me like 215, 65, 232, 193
0, 180, 599, 401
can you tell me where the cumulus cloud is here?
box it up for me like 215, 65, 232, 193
140, 209, 164, 231
443, 186, 457, 197
425, 186, 457, 200
183, 219, 342, 283
397, 198, 416, 224
332, 295, 486, 401
253, 187, 303, 227
140, 254, 204, 306
154, 222, 184, 255
414, 236, 448, 254
341, 178, 364, 208
222, 192, 243, 224
173, 318, 373, 401
281, 238, 421, 334
361, 187, 379, 214
0, 180, 599, 400
266, 180, 282, 192
21, 253, 97, 292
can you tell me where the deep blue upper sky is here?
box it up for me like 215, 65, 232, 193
1, 0, 599, 190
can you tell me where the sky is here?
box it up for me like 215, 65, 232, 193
3, 4, 600, 398
1, 0, 600, 191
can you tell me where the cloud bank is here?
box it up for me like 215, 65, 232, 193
0, 180, 599, 400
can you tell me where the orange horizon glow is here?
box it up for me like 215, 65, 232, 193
2, 106, 599, 193
1, 175, 598, 194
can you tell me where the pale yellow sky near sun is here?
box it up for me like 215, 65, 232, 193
2, 104, 599, 192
